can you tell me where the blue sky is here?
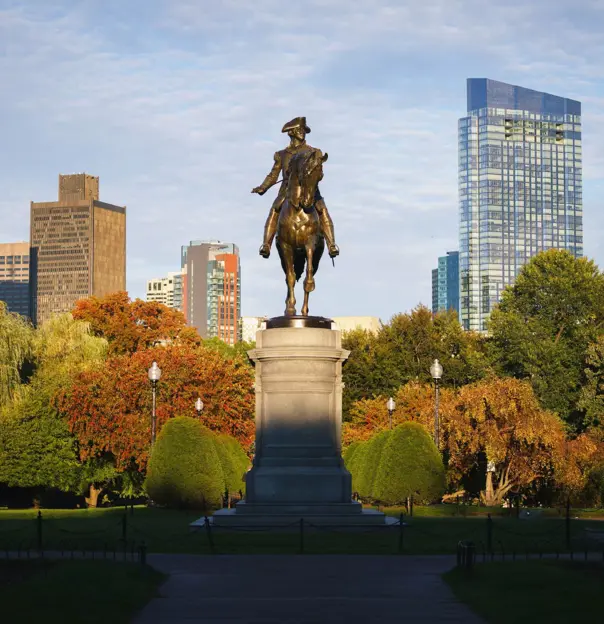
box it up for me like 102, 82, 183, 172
1, 0, 603, 321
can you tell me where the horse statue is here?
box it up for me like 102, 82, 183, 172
275, 147, 328, 316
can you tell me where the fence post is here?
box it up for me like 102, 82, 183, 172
122, 511, 128, 543
486, 514, 493, 554
36, 510, 43, 553
299, 518, 305, 554
204, 516, 215, 554
398, 513, 404, 554
565, 499, 571, 550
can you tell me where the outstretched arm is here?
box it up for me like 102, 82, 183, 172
252, 152, 281, 195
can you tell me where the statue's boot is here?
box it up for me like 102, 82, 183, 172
259, 209, 279, 258
318, 207, 339, 258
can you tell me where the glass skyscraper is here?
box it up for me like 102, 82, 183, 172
431, 251, 459, 315
459, 79, 582, 331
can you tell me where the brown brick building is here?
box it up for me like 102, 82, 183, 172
30, 174, 126, 326
0, 241, 30, 318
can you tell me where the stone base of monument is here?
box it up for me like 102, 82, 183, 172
193, 316, 386, 529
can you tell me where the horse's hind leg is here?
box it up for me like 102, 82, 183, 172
301, 244, 315, 316
279, 242, 297, 316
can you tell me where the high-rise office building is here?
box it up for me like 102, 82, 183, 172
146, 272, 183, 310
30, 174, 126, 326
459, 79, 582, 331
0, 241, 30, 318
181, 241, 241, 344
431, 251, 459, 315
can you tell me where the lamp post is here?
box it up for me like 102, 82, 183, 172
386, 396, 395, 430
430, 358, 443, 448
195, 397, 204, 418
148, 361, 162, 445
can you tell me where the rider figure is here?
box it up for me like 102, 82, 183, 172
252, 116, 340, 259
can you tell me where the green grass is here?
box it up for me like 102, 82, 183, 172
0, 506, 602, 555
0, 559, 165, 623
444, 561, 604, 624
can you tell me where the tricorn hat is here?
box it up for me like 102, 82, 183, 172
282, 116, 311, 133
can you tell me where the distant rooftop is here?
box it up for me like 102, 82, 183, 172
467, 78, 581, 116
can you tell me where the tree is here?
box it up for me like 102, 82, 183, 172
488, 249, 604, 429
373, 422, 445, 505
356, 430, 391, 500
342, 307, 488, 419
145, 417, 224, 509
72, 291, 201, 355
448, 377, 567, 505
60, 343, 255, 480
214, 434, 249, 500
578, 335, 604, 431
0, 302, 33, 404
348, 441, 370, 497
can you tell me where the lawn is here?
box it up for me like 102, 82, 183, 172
0, 506, 602, 555
444, 560, 604, 624
0, 559, 164, 624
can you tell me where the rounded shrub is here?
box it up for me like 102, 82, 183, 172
145, 417, 224, 510
348, 441, 371, 497
356, 430, 391, 499
343, 442, 361, 471
373, 422, 445, 505
215, 434, 249, 496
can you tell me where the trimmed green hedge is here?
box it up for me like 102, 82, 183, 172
373, 422, 445, 505
215, 434, 249, 496
145, 417, 224, 510
357, 430, 391, 499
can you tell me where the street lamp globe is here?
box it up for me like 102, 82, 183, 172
430, 359, 443, 380
148, 361, 162, 383
386, 397, 396, 413
195, 397, 204, 414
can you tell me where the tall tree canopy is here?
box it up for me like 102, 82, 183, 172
488, 249, 604, 429
72, 291, 201, 355
0, 302, 33, 404
60, 343, 255, 475
342, 307, 488, 418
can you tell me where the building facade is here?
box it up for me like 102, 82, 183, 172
146, 272, 183, 309
431, 251, 459, 315
30, 174, 126, 326
240, 316, 267, 343
181, 241, 241, 344
0, 241, 30, 318
331, 316, 382, 334
459, 79, 582, 331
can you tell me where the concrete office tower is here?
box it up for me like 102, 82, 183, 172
459, 79, 582, 331
431, 251, 460, 315
146, 272, 183, 310
181, 241, 241, 344
0, 241, 30, 318
30, 174, 126, 326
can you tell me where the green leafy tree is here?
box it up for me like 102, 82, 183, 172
356, 430, 391, 500
342, 307, 488, 419
214, 434, 248, 499
0, 302, 33, 404
373, 422, 445, 504
145, 417, 224, 510
488, 249, 604, 429
347, 441, 370, 496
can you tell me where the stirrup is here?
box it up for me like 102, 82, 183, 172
328, 244, 340, 258
259, 244, 271, 258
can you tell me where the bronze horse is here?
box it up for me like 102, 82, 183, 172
276, 148, 328, 316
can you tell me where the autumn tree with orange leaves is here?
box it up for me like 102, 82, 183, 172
72, 291, 201, 355
58, 343, 254, 504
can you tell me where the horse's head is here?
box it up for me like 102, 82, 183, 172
292, 148, 328, 209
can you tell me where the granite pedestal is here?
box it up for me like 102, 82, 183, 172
209, 317, 385, 527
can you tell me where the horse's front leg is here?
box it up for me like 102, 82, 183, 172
279, 242, 297, 316
301, 243, 315, 317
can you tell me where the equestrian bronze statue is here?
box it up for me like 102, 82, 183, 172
251, 117, 338, 316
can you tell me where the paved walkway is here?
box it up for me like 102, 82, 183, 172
133, 554, 484, 623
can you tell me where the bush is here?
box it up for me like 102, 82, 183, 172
348, 441, 371, 497
343, 442, 360, 470
215, 434, 249, 496
145, 417, 224, 510
356, 430, 391, 499
373, 422, 445, 505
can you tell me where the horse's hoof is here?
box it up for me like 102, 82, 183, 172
301, 308, 309, 317
285, 306, 296, 316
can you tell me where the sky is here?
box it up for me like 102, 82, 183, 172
1, 0, 604, 321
